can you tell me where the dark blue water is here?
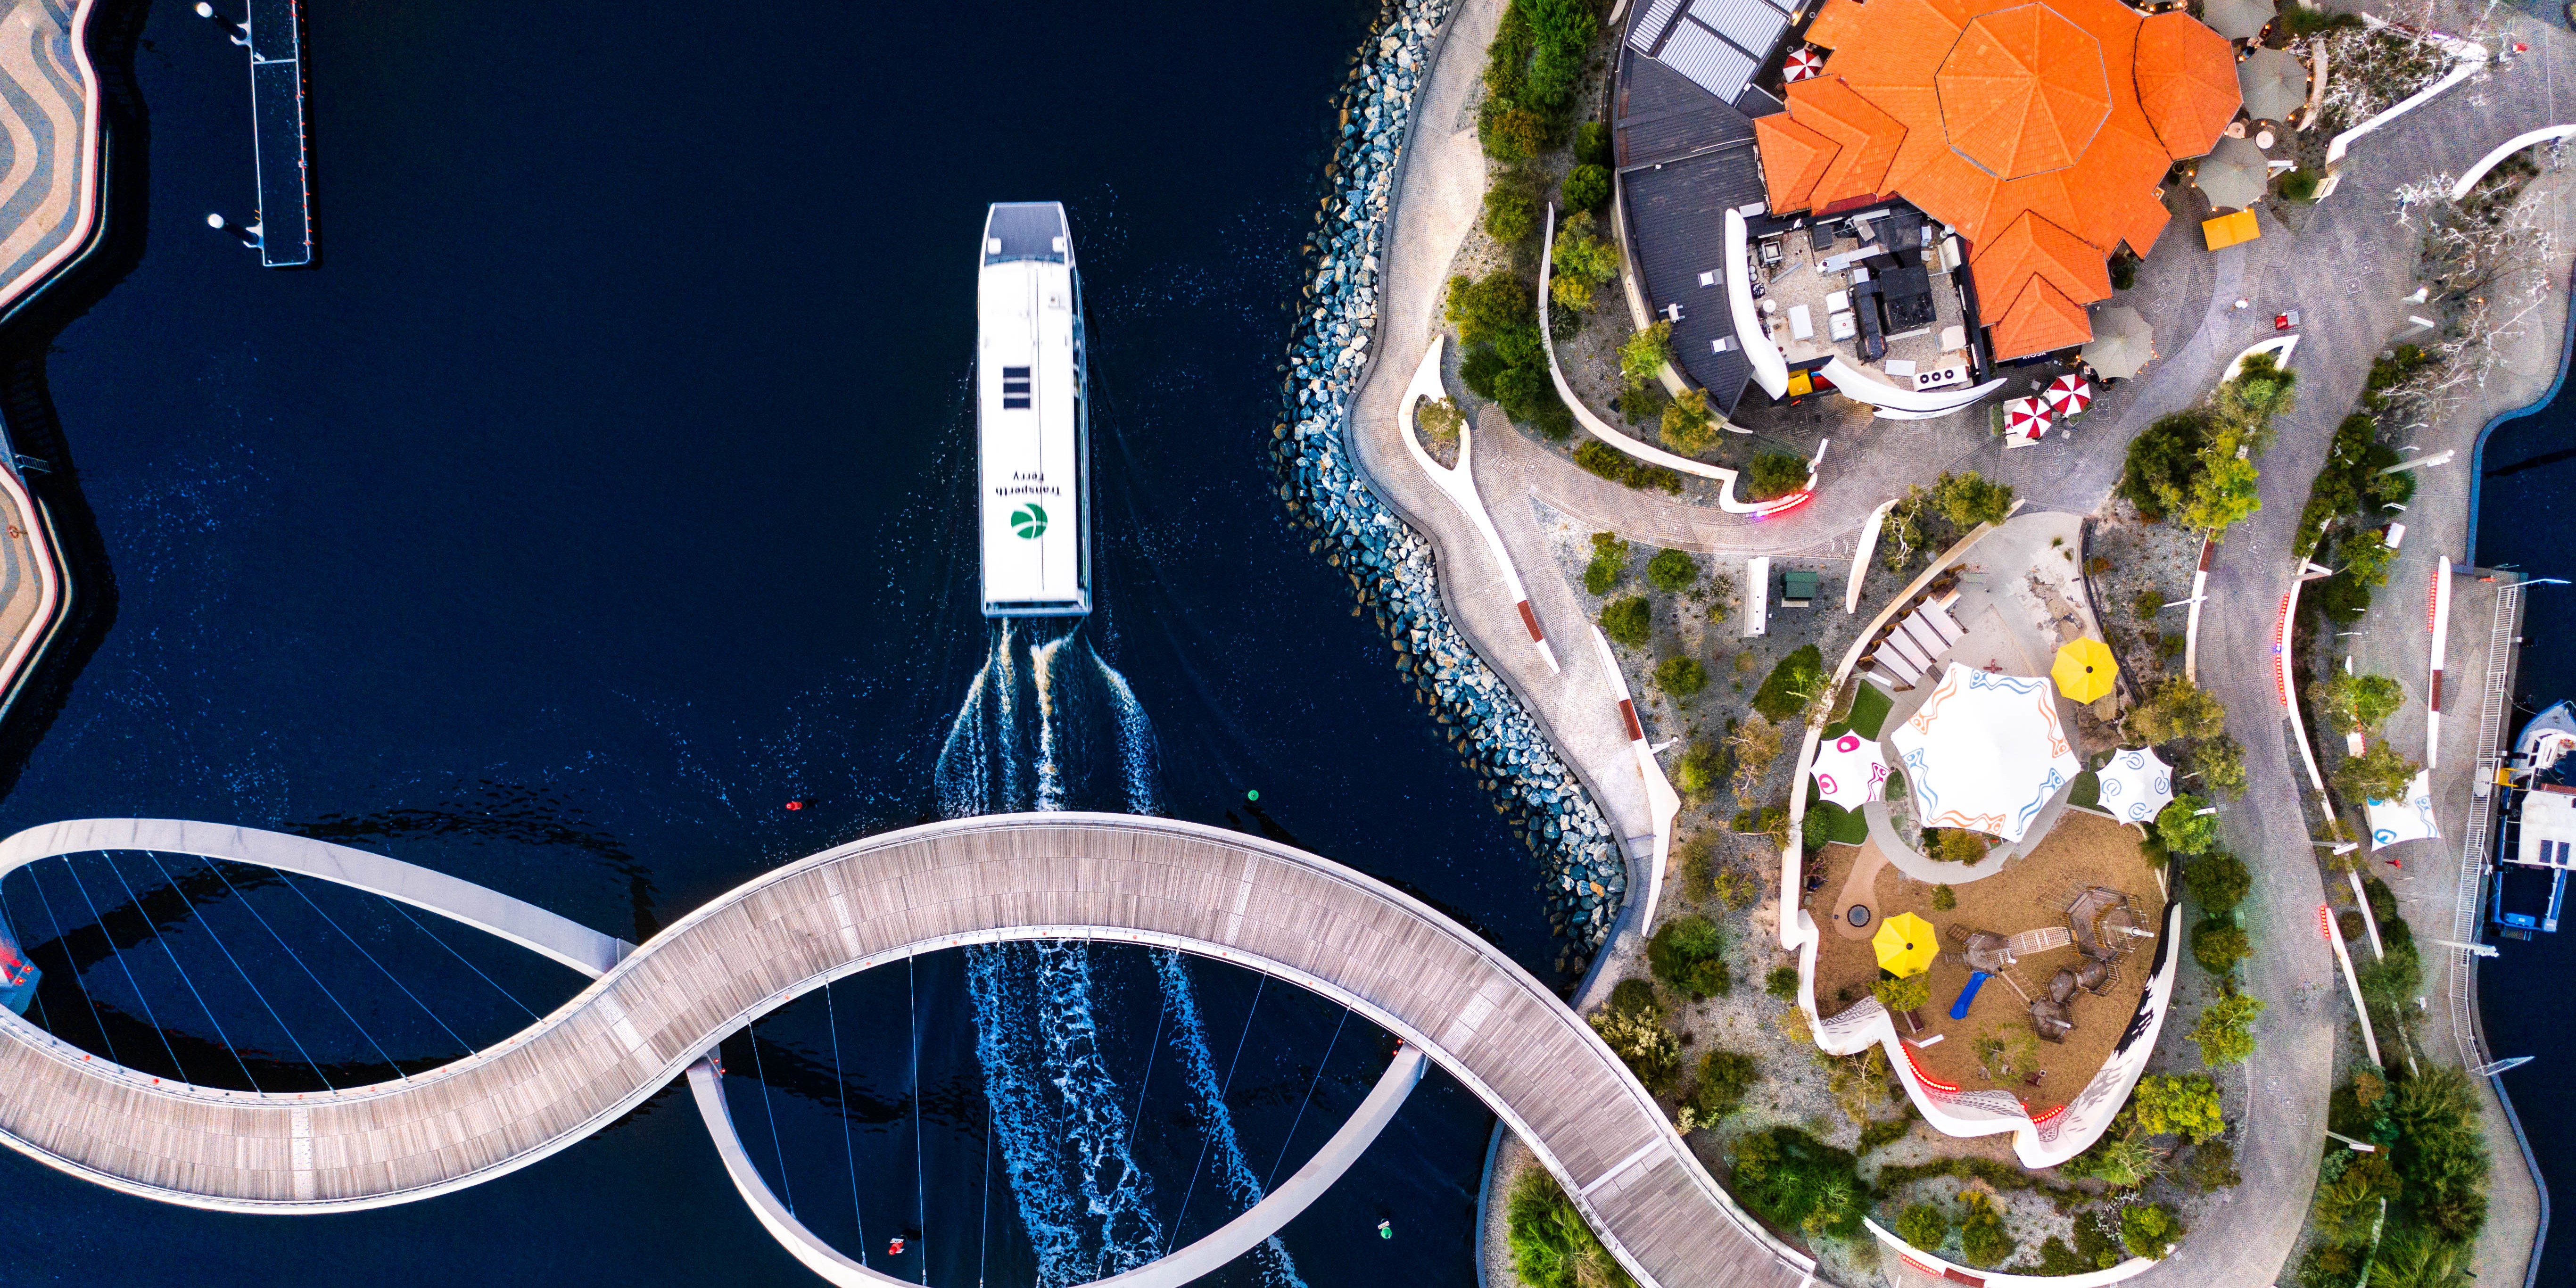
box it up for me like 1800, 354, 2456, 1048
2471, 286, 2576, 1287
0, 0, 1553, 1283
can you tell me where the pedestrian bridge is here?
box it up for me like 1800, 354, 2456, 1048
0, 815, 1810, 1288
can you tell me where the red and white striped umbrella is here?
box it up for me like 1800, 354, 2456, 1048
2045, 373, 2092, 415
2004, 395, 2050, 442
1784, 47, 1825, 82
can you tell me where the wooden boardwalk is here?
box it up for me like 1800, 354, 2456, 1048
0, 815, 1810, 1288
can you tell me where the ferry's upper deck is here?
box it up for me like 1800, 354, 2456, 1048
976, 202, 1089, 617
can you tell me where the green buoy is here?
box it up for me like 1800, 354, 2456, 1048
1247, 789, 1261, 802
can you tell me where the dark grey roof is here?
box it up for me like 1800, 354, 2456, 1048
1615, 48, 1755, 169
983, 203, 1069, 265
1627, 0, 1794, 105
1619, 145, 1770, 415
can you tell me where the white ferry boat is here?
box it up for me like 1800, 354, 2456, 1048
976, 201, 1091, 618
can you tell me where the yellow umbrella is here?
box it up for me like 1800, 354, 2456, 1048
2052, 637, 2119, 705
1873, 912, 1938, 978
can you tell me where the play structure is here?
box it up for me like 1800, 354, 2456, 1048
1940, 884, 2156, 1044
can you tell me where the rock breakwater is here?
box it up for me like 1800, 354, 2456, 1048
1268, 0, 1625, 975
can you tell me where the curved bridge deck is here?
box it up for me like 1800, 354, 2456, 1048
0, 815, 1806, 1288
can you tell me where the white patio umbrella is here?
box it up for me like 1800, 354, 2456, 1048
2239, 46, 2307, 123
2367, 770, 2442, 850
1785, 46, 1825, 82
1890, 663, 2081, 843
2046, 373, 2092, 415
2200, 0, 2276, 41
1811, 732, 1891, 809
2004, 395, 2051, 445
2093, 747, 2174, 824
2194, 133, 2271, 212
2083, 305, 2154, 379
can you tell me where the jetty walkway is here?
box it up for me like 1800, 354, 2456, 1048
0, 814, 1813, 1288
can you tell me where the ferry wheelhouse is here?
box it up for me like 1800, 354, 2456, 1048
976, 202, 1091, 618
2492, 701, 2576, 936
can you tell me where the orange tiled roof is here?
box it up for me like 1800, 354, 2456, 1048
1972, 211, 2112, 308
1933, 4, 2112, 180
1755, 114, 1841, 214
1781, 0, 2236, 363
2134, 12, 2244, 160
1989, 275, 2094, 360
1782, 76, 1909, 209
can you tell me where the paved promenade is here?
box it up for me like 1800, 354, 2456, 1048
0, 815, 1813, 1288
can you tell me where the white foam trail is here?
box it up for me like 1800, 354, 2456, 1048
1153, 953, 1305, 1288
994, 620, 1023, 811
1031, 633, 1073, 813
934, 659, 993, 819
1091, 645, 1163, 816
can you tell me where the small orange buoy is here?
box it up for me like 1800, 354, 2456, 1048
784, 800, 804, 811
888, 1237, 906, 1256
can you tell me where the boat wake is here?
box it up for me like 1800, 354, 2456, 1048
936, 619, 1294, 1288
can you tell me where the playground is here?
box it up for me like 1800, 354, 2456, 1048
1803, 810, 2166, 1116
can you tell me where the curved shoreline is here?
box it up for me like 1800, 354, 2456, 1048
2463, 266, 2576, 568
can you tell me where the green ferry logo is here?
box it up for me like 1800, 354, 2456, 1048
1011, 504, 1049, 539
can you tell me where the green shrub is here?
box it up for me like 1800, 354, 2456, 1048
2335, 742, 2421, 805
1688, 1049, 1760, 1120
1575, 120, 1614, 166
1608, 977, 1658, 1016
1561, 163, 1612, 212
2059, 1132, 2163, 1189
2339, 528, 2397, 588
2186, 1140, 2241, 1190
1550, 210, 1619, 311
1507, 1167, 1635, 1288
2388, 1065, 2493, 1242
1655, 654, 1709, 699
1894, 1202, 1949, 1250
1765, 965, 1800, 999
1584, 531, 1630, 594
2110, 249, 2139, 291
1446, 271, 1532, 345
2120, 1203, 2181, 1259
1752, 644, 1825, 722
1644, 547, 1698, 593
1485, 185, 1539, 243
2130, 676, 2227, 744
2192, 919, 2250, 974
1959, 1191, 2016, 1267
2117, 410, 2214, 521
1590, 1001, 1681, 1090
2186, 851, 2250, 914
1932, 883, 1957, 911
2130, 1073, 2226, 1143
1618, 321, 1672, 402
1747, 451, 1811, 501
1928, 828, 1991, 864
2156, 795, 2221, 856
1873, 975, 1929, 1014
1729, 1127, 1866, 1240
1648, 914, 1730, 999
2318, 672, 2405, 735
1482, 106, 1549, 162
1676, 738, 1726, 801
2191, 732, 2249, 799
2277, 167, 2320, 202
1930, 470, 2015, 528
1600, 595, 1651, 648
1574, 439, 1683, 492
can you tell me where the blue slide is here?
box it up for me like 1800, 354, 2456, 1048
1949, 971, 1990, 1020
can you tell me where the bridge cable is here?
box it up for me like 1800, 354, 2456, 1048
64, 854, 189, 1083
274, 871, 474, 1054
20, 864, 120, 1064
0, 883, 57, 1033
978, 1082, 993, 1288
195, 855, 405, 1080
379, 896, 541, 1022
824, 982, 866, 1264
99, 852, 260, 1090
910, 954, 927, 1286
1164, 975, 1265, 1256
1263, 1008, 1347, 1192
1120, 951, 1172, 1159
746, 1020, 796, 1214
152, 852, 332, 1090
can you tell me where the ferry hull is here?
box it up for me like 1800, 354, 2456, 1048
976, 202, 1091, 619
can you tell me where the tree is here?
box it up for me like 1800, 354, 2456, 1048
1590, 1003, 1681, 1090
1655, 654, 1708, 699
1600, 595, 1651, 648
2318, 671, 2406, 735
1575, 120, 1614, 166
2182, 448, 2263, 532
1482, 106, 1549, 163
2156, 795, 2221, 855
1751, 645, 1825, 723
1728, 716, 1784, 801
1747, 451, 1811, 501
1766, 965, 1800, 999
2130, 676, 2227, 745
1873, 975, 1929, 1014
2222, 351, 2298, 424
1688, 1049, 1760, 1120
2119, 1203, 2182, 1259
2188, 991, 2263, 1065
2192, 920, 2249, 974
1584, 531, 1630, 595
2190, 732, 2248, 799
1550, 211, 1619, 311
1894, 1202, 1949, 1251
2130, 1073, 2226, 1142
2118, 411, 2214, 521
2336, 741, 2422, 804
1661, 387, 1718, 455
2185, 851, 2250, 914
1645, 547, 1698, 593
1676, 737, 1726, 801
1562, 163, 1611, 212
2339, 527, 2397, 588
1447, 272, 1534, 345
1931, 471, 2015, 528
1618, 322, 1673, 402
